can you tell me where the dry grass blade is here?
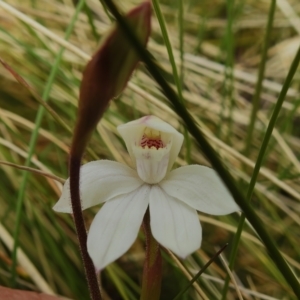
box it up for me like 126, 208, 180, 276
0, 0, 299, 298
0, 160, 65, 183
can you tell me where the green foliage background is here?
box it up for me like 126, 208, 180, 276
0, 0, 299, 299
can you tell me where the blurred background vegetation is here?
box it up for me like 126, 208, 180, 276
0, 0, 299, 299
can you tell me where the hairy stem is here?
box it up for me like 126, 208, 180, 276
69, 155, 102, 300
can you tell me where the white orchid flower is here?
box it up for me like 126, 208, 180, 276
53, 115, 239, 271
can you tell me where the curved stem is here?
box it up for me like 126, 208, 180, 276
69, 155, 102, 300
141, 209, 162, 300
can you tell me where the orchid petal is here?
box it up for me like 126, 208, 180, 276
149, 185, 201, 258
87, 185, 150, 271
53, 160, 142, 213
117, 116, 183, 171
160, 165, 239, 215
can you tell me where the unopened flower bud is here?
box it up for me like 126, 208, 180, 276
72, 2, 151, 157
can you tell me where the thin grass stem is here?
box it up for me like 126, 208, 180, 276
84, 2, 100, 40
244, 0, 276, 154
221, 1, 277, 298
152, 0, 183, 101
178, 0, 184, 90
217, 0, 235, 140
173, 244, 228, 300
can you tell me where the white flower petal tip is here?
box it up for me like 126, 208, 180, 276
160, 165, 240, 216
149, 186, 202, 258
87, 185, 150, 270
53, 181, 71, 213
53, 160, 143, 213
117, 115, 184, 176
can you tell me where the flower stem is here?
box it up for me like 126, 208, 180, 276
69, 155, 102, 300
141, 209, 162, 300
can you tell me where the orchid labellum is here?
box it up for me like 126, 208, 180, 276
54, 115, 239, 271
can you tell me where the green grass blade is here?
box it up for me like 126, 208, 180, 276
11, 0, 86, 286
152, 0, 183, 101
221, 0, 277, 298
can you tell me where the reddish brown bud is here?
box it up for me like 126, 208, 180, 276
72, 2, 151, 157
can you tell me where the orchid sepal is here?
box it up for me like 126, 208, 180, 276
54, 115, 239, 271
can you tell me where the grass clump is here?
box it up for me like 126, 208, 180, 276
0, 0, 299, 299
